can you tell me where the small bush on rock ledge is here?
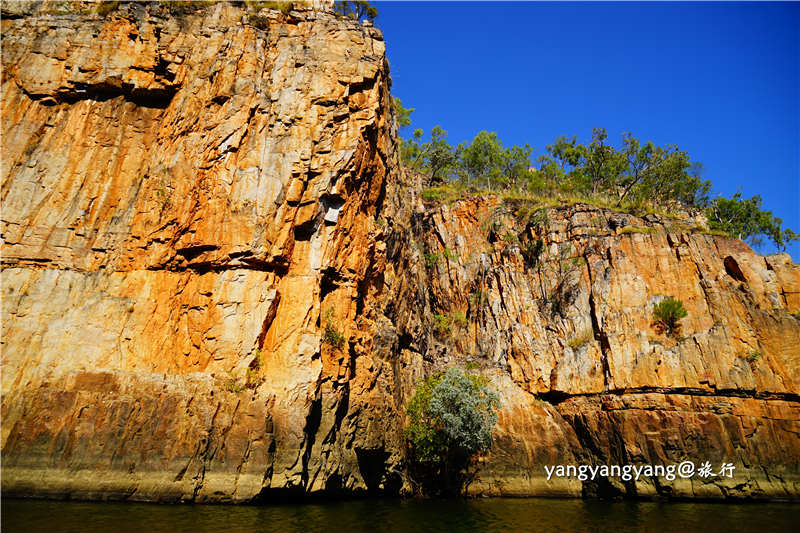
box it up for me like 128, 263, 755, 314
404, 366, 500, 496
322, 308, 346, 350
652, 296, 688, 336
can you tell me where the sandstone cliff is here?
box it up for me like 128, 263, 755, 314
2, 1, 799, 502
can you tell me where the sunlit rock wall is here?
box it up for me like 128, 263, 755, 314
2, 1, 401, 502
2, 0, 799, 503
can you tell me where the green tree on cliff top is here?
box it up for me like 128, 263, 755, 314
334, 1, 377, 21
708, 192, 799, 251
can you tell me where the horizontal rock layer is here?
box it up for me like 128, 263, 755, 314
378, 194, 800, 499
2, 1, 799, 502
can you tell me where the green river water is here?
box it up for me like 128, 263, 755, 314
2, 498, 799, 533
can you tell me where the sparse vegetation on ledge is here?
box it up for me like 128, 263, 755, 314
322, 308, 346, 350
246, 1, 294, 14
742, 349, 762, 370
567, 329, 594, 349
652, 297, 688, 336
393, 99, 797, 251
619, 225, 659, 236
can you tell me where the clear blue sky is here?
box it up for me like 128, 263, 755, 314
376, 1, 799, 260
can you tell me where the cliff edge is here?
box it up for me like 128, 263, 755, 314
2, 1, 799, 502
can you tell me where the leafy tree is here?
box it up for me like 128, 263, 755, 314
400, 128, 424, 171
534, 130, 710, 208
392, 96, 413, 132
617, 132, 656, 206
707, 193, 799, 250
333, 0, 377, 21
405, 366, 500, 495
459, 131, 504, 189
536, 135, 584, 193
393, 97, 421, 170
645, 146, 709, 209
422, 126, 458, 184
581, 127, 626, 195
500, 143, 535, 190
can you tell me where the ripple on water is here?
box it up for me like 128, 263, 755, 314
3, 498, 800, 533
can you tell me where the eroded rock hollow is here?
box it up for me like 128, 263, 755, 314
2, 1, 799, 502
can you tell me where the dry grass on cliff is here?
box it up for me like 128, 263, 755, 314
618, 226, 658, 235
418, 181, 737, 245
567, 329, 593, 350
420, 182, 692, 223
245, 1, 295, 15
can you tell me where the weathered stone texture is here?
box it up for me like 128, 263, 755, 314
2, 1, 799, 502
380, 195, 800, 498
2, 1, 401, 502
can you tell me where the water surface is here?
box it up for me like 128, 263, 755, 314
3, 497, 799, 533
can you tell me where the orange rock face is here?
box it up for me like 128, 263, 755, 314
2, 1, 799, 502
2, 1, 401, 501
378, 193, 800, 498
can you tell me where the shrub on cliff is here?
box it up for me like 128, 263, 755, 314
652, 296, 688, 336
95, 1, 120, 16
405, 367, 500, 495
159, 0, 215, 16
248, 1, 293, 15
247, 14, 270, 29
535, 243, 584, 318
322, 308, 346, 350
